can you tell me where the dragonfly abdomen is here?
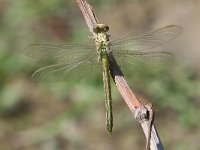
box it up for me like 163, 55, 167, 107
101, 53, 113, 134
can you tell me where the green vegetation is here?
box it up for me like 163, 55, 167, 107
0, 0, 199, 149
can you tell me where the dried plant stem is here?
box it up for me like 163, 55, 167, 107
76, 0, 164, 150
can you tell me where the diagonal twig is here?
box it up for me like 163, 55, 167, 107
76, 0, 164, 150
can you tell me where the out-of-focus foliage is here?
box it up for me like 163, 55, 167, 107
0, 0, 200, 150
132, 63, 199, 127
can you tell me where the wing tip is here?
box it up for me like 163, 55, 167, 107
166, 24, 183, 34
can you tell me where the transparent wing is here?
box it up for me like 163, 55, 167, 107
111, 49, 173, 78
32, 55, 101, 82
24, 43, 101, 82
24, 43, 96, 63
110, 25, 182, 51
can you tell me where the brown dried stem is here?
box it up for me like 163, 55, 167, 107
76, 0, 164, 150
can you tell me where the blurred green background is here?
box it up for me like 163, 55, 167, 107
0, 0, 200, 150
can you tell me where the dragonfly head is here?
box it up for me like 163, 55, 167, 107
93, 24, 109, 33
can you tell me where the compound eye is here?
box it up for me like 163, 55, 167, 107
103, 26, 109, 32
93, 26, 99, 33
93, 24, 109, 33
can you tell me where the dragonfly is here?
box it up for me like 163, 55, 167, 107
25, 24, 182, 135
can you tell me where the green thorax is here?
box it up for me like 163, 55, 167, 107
93, 24, 110, 60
